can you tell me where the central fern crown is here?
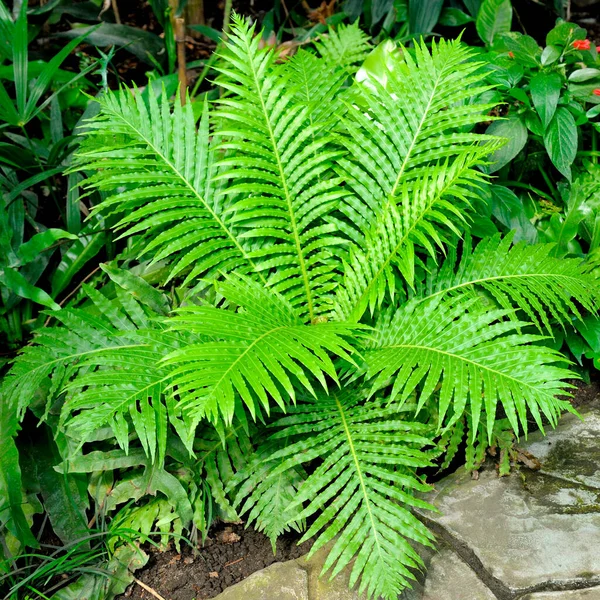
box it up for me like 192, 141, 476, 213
2, 16, 598, 599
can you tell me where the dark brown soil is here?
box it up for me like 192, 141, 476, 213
119, 523, 313, 600
569, 377, 600, 410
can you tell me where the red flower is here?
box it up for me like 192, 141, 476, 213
593, 89, 600, 96
508, 51, 515, 58
597, 46, 600, 52
573, 39, 591, 50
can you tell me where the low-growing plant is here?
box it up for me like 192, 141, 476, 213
0, 1, 113, 352
2, 16, 599, 600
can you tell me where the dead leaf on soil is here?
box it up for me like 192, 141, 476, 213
218, 527, 241, 544
516, 448, 542, 470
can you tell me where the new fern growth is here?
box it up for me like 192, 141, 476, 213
2, 17, 598, 599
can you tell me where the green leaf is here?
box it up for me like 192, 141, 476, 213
489, 185, 537, 243
188, 24, 222, 42
51, 227, 106, 296
547, 21, 586, 48
371, 0, 394, 25
544, 107, 578, 181
1, 267, 60, 310
100, 264, 170, 316
568, 68, 600, 83
575, 316, 600, 355
51, 544, 148, 600
587, 104, 600, 119
56, 23, 165, 67
476, 0, 512, 45
408, 0, 444, 34
541, 45, 561, 66
530, 72, 562, 130
17, 229, 77, 266
29, 430, 89, 545
0, 389, 39, 550
498, 33, 541, 68
483, 115, 528, 173
439, 7, 474, 26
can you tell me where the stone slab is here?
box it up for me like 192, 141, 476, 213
213, 561, 309, 600
422, 408, 600, 590
524, 410, 600, 490
294, 545, 368, 600
521, 588, 600, 599
421, 548, 495, 600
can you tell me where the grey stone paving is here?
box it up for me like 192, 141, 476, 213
213, 406, 600, 600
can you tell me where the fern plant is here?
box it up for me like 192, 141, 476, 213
2, 17, 599, 599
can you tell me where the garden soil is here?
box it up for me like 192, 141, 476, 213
119, 523, 313, 600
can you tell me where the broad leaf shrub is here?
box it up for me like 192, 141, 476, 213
2, 17, 599, 599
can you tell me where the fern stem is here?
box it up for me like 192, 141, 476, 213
241, 34, 316, 320
101, 104, 267, 285
222, 0, 233, 38
334, 393, 384, 567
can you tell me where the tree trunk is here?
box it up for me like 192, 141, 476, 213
185, 0, 204, 38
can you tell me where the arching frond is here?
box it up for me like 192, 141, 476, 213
74, 92, 263, 287
332, 38, 502, 321
364, 297, 575, 440
314, 22, 371, 70
228, 438, 307, 546
264, 392, 435, 600
215, 16, 349, 320
3, 273, 192, 463
334, 155, 493, 321
164, 275, 360, 428
419, 232, 600, 333
61, 327, 182, 464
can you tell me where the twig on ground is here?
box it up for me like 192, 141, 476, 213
133, 577, 168, 600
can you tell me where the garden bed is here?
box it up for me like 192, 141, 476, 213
120, 523, 312, 600
120, 379, 599, 600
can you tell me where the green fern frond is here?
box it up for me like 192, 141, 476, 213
338, 37, 498, 228
229, 438, 306, 547
74, 92, 262, 287
193, 423, 254, 523
61, 328, 181, 464
331, 38, 502, 320
314, 22, 371, 70
365, 296, 575, 440
420, 232, 600, 333
266, 392, 435, 600
3, 274, 192, 465
334, 154, 491, 321
165, 275, 360, 428
215, 16, 349, 320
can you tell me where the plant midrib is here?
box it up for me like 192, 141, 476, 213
334, 393, 386, 585
379, 342, 559, 401
106, 106, 267, 286
343, 58, 465, 321
243, 40, 316, 322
